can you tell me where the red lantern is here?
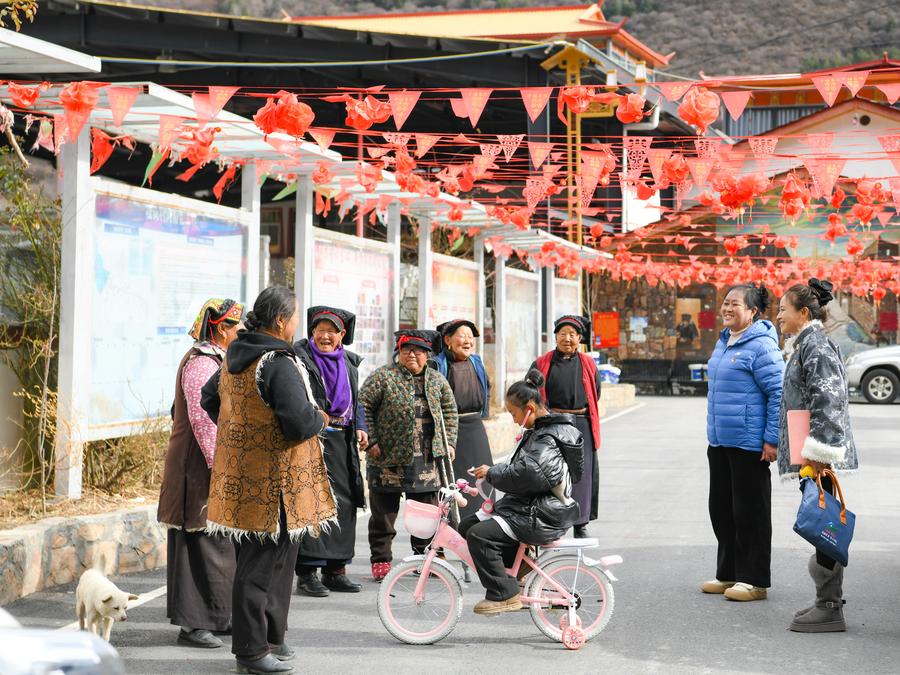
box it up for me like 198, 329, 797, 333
677, 86, 720, 134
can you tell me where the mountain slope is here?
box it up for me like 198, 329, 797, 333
130, 0, 900, 76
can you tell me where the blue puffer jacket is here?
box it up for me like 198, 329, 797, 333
707, 320, 784, 452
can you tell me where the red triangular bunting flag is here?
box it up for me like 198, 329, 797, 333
802, 132, 834, 149
414, 133, 440, 158
308, 128, 335, 151
686, 157, 714, 189
808, 156, 846, 198
646, 148, 672, 184
720, 91, 751, 121
875, 210, 892, 226
656, 81, 692, 102
208, 86, 239, 117
876, 82, 900, 105
811, 75, 841, 107
192, 92, 214, 127
64, 108, 91, 144
388, 90, 420, 130
497, 134, 523, 162
833, 71, 869, 97
528, 141, 553, 169
450, 98, 469, 119
105, 86, 140, 128
460, 88, 492, 127
53, 114, 67, 154
158, 115, 183, 149
889, 176, 900, 214
520, 87, 552, 123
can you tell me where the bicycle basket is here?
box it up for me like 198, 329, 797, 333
403, 500, 441, 539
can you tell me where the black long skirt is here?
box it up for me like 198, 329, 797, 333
166, 528, 235, 631
570, 415, 599, 524
297, 428, 357, 564
450, 413, 494, 520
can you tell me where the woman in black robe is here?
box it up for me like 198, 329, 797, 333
430, 319, 492, 519
531, 315, 601, 538
293, 306, 368, 596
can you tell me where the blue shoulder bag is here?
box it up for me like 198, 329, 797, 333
793, 469, 855, 567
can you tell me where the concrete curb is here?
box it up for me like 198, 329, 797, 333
0, 505, 166, 605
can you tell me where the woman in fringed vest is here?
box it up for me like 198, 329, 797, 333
530, 315, 601, 539
776, 279, 859, 634
293, 306, 368, 597
201, 286, 335, 675
157, 298, 243, 649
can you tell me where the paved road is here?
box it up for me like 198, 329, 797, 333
6, 397, 899, 674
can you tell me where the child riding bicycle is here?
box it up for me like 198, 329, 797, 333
462, 368, 584, 615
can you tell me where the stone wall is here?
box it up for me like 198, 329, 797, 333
0, 506, 165, 605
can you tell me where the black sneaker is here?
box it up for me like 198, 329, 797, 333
322, 573, 362, 593
573, 524, 590, 539
295, 571, 329, 597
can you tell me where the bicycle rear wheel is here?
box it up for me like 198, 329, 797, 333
526, 555, 614, 643
377, 559, 463, 645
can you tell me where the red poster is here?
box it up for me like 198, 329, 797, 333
697, 311, 717, 330
592, 311, 620, 348
879, 312, 898, 332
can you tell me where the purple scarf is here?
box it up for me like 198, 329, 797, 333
309, 341, 352, 420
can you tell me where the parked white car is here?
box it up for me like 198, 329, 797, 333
846, 345, 900, 404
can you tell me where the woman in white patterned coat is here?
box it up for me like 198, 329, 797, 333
775, 278, 858, 634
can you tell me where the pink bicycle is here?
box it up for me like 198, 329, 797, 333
377, 480, 622, 650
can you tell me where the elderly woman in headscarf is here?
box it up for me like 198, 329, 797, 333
359, 330, 459, 581
430, 318, 491, 519
157, 298, 244, 649
292, 306, 368, 597
530, 315, 601, 539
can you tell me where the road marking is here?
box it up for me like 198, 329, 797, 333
601, 402, 646, 423
59, 584, 168, 631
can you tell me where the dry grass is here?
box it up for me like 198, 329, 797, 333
0, 485, 159, 530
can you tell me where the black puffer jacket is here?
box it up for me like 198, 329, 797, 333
486, 413, 584, 545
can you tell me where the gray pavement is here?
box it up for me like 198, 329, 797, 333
6, 397, 900, 674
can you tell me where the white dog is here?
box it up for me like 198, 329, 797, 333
75, 558, 138, 642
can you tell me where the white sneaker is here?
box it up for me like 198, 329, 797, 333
700, 579, 736, 594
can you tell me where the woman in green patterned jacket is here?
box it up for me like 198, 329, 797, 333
359, 329, 459, 581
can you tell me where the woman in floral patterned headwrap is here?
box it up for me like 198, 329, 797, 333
157, 298, 244, 649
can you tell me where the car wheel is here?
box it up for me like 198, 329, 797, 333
861, 368, 899, 404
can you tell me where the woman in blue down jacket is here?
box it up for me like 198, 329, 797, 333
702, 283, 784, 603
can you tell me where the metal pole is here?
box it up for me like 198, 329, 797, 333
417, 219, 434, 328
386, 201, 402, 334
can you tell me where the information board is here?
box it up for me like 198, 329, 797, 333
431, 254, 479, 327
504, 269, 539, 388
311, 229, 393, 383
90, 181, 248, 439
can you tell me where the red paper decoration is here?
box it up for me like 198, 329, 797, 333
7, 82, 41, 108
59, 81, 103, 143
521, 87, 553, 123
615, 93, 647, 124
254, 90, 315, 138
677, 86, 720, 134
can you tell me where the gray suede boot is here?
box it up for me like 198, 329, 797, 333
790, 555, 846, 633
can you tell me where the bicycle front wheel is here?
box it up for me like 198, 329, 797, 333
527, 555, 615, 643
377, 559, 463, 645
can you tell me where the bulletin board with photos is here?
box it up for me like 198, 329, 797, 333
311, 229, 394, 382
